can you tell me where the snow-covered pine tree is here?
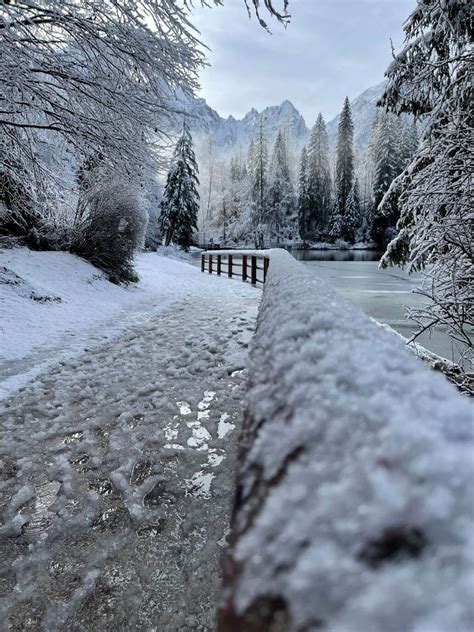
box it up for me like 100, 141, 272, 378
197, 134, 217, 245
297, 146, 311, 246
307, 113, 332, 238
399, 117, 419, 172
343, 179, 362, 243
227, 153, 249, 228
328, 211, 344, 243
159, 120, 200, 251
380, 0, 473, 368
335, 97, 355, 219
267, 129, 297, 243
371, 113, 422, 247
370, 111, 401, 246
248, 117, 269, 248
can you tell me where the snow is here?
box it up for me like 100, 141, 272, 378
0, 247, 204, 399
1, 245, 472, 629
0, 246, 260, 629
224, 248, 474, 631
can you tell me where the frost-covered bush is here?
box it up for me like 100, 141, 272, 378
0, 137, 39, 238
72, 178, 148, 284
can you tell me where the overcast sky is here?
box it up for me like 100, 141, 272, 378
190, 0, 415, 124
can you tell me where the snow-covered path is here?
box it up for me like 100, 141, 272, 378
0, 257, 259, 631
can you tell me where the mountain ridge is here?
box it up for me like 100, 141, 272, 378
177, 80, 387, 152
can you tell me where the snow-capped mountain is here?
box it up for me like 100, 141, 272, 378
174, 81, 386, 153
176, 90, 308, 148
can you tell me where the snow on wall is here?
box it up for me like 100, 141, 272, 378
219, 249, 474, 632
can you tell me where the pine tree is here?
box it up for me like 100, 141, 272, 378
159, 119, 199, 250
267, 129, 296, 243
328, 210, 344, 242
335, 97, 354, 218
372, 113, 398, 209
248, 117, 269, 248
380, 0, 473, 366
371, 112, 414, 247
307, 113, 332, 238
297, 146, 311, 246
343, 179, 361, 243
228, 152, 248, 223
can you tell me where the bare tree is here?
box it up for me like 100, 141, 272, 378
0, 0, 290, 238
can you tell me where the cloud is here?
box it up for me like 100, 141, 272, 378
190, 0, 415, 122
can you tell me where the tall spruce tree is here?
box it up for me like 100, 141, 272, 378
370, 112, 400, 245
159, 119, 199, 250
307, 113, 332, 238
371, 113, 419, 247
344, 179, 362, 243
399, 117, 419, 171
267, 129, 296, 242
335, 97, 355, 216
372, 113, 399, 210
248, 117, 269, 248
228, 153, 248, 224
297, 146, 311, 246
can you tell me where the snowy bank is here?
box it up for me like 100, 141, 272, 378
0, 248, 205, 398
219, 249, 474, 632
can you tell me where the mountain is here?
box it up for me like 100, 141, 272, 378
174, 81, 387, 154
176, 90, 309, 148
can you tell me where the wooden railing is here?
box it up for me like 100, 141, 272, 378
201, 250, 270, 286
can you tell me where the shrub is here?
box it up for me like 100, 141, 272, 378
71, 178, 148, 284
0, 155, 39, 238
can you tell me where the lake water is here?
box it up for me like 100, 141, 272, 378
294, 250, 460, 362
290, 249, 383, 262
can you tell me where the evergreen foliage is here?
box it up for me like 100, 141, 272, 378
307, 113, 332, 238
297, 146, 311, 245
335, 97, 355, 217
248, 118, 269, 248
267, 130, 297, 242
159, 120, 200, 251
370, 112, 401, 246
370, 113, 419, 246
343, 179, 362, 243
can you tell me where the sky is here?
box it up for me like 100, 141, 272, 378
190, 0, 415, 124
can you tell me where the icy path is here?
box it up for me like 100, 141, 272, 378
0, 269, 259, 630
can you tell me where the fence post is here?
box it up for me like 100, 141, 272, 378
209, 254, 213, 274
217, 254, 222, 275
263, 257, 269, 282
242, 255, 247, 281
251, 255, 257, 285
201, 253, 205, 272
228, 255, 233, 278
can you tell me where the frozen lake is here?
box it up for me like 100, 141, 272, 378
291, 250, 457, 362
